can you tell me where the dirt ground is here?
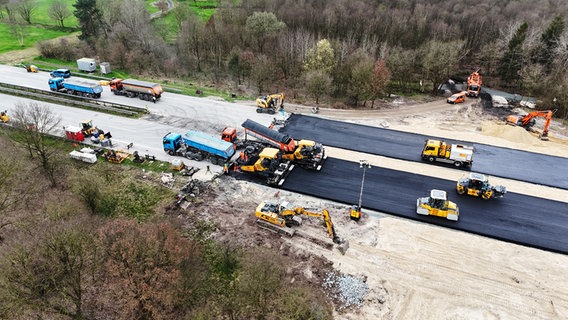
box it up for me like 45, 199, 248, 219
190, 97, 568, 320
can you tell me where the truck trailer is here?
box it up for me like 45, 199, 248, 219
421, 139, 473, 167
163, 131, 236, 165
109, 78, 163, 102
48, 78, 103, 98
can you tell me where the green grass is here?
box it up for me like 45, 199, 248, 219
0, 24, 70, 53
33, 0, 78, 27
188, 1, 219, 21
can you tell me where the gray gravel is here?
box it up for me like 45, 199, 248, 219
323, 272, 368, 309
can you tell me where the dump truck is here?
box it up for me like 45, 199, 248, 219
225, 119, 326, 170
109, 78, 163, 102
421, 139, 473, 167
48, 78, 103, 98
163, 131, 236, 165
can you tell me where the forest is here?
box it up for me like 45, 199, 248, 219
37, 0, 568, 118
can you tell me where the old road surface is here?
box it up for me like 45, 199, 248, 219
281, 158, 568, 254
281, 114, 568, 190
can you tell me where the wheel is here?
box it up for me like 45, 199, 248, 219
453, 161, 462, 167
427, 156, 435, 162
210, 157, 218, 165
139, 94, 145, 100
256, 108, 262, 113
168, 150, 174, 156
268, 109, 275, 114
113, 90, 119, 95
457, 187, 465, 195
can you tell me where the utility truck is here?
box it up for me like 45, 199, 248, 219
421, 139, 473, 168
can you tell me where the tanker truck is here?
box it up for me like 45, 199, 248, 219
48, 78, 103, 98
109, 78, 163, 102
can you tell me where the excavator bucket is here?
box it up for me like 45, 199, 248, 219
334, 237, 349, 255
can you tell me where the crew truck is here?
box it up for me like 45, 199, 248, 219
48, 78, 103, 98
421, 139, 473, 167
163, 131, 235, 165
109, 78, 163, 102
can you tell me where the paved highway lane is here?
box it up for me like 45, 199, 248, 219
282, 114, 568, 190
281, 157, 568, 254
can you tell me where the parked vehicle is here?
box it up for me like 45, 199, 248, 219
447, 91, 466, 104
50, 68, 71, 78
109, 78, 163, 102
48, 78, 103, 98
163, 131, 235, 165
421, 139, 474, 167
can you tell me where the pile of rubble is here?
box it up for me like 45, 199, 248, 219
323, 271, 368, 309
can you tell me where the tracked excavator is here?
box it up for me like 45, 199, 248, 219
256, 93, 284, 114
255, 201, 349, 254
506, 110, 554, 140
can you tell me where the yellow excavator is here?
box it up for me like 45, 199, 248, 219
255, 200, 349, 254
236, 147, 294, 186
255, 93, 284, 114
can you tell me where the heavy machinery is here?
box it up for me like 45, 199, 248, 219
416, 189, 460, 221
25, 65, 38, 73
48, 77, 103, 98
236, 147, 294, 186
255, 201, 349, 254
256, 93, 284, 114
80, 120, 101, 137
102, 149, 130, 164
109, 78, 164, 102
506, 110, 553, 140
456, 172, 506, 200
422, 139, 474, 167
0, 110, 9, 123
163, 131, 236, 165
466, 70, 482, 97
230, 119, 326, 170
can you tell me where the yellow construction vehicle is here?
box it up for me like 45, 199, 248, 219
456, 172, 506, 200
255, 93, 284, 114
102, 149, 130, 164
416, 189, 460, 221
255, 201, 349, 254
0, 110, 9, 123
25, 64, 38, 73
80, 119, 99, 136
237, 147, 294, 186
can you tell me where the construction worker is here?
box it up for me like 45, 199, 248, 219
206, 165, 211, 174
223, 163, 229, 174
145, 105, 150, 114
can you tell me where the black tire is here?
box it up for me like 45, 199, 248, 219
427, 156, 435, 162
269, 109, 275, 114
210, 157, 218, 165
256, 108, 262, 113
453, 161, 462, 167
168, 150, 174, 156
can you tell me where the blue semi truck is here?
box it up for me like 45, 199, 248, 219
163, 131, 236, 165
48, 77, 103, 98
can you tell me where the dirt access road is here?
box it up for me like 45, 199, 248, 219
206, 97, 568, 320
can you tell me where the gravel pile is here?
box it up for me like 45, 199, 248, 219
323, 272, 368, 309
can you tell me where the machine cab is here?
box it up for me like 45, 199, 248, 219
163, 132, 182, 152
221, 127, 237, 143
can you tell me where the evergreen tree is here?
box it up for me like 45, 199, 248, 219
532, 16, 565, 71
73, 0, 104, 42
499, 22, 528, 82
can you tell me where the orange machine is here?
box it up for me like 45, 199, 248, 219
466, 70, 482, 97
506, 110, 553, 140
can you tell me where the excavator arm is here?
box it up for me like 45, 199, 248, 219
283, 207, 349, 249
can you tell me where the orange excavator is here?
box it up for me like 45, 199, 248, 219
506, 110, 554, 140
466, 70, 482, 97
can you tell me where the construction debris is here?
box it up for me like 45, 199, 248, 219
161, 173, 175, 188
323, 272, 369, 310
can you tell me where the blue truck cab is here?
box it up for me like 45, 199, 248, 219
48, 77, 65, 91
163, 132, 182, 154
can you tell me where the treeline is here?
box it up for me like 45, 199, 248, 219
0, 103, 333, 319
41, 0, 568, 117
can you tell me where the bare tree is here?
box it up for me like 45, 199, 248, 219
48, 0, 71, 28
14, 0, 37, 24
11, 102, 62, 187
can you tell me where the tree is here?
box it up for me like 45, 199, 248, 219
0, 143, 30, 241
245, 11, 286, 53
14, 0, 37, 24
73, 0, 104, 42
0, 224, 98, 319
48, 0, 71, 28
303, 39, 335, 75
347, 54, 374, 106
368, 59, 391, 106
305, 70, 332, 104
11, 102, 62, 187
420, 39, 466, 95
252, 55, 273, 94
95, 219, 205, 319
499, 22, 529, 83
532, 16, 565, 71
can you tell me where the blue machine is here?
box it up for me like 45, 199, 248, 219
48, 77, 103, 98
163, 131, 235, 164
